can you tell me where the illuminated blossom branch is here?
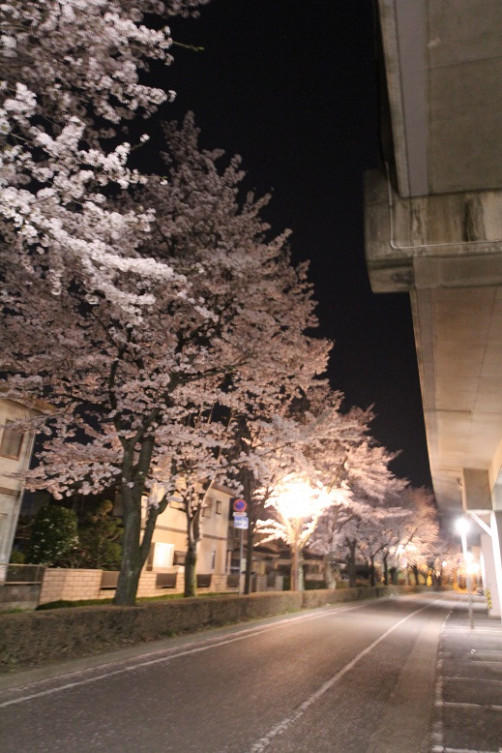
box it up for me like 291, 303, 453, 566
0, 0, 208, 311
257, 474, 338, 591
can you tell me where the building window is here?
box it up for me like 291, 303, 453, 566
152, 542, 174, 569
0, 422, 25, 459
215, 499, 222, 514
202, 497, 213, 517
211, 548, 216, 571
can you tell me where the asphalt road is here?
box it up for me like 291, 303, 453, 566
0, 595, 449, 753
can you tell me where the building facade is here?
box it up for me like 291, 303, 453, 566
146, 483, 233, 585
0, 398, 41, 583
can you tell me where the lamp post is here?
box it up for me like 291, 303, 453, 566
456, 516, 474, 629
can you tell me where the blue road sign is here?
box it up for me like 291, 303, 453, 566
233, 515, 249, 529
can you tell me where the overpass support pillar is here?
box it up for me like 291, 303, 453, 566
463, 470, 502, 620
483, 510, 502, 620
480, 526, 501, 618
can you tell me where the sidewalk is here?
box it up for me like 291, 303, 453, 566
431, 593, 502, 753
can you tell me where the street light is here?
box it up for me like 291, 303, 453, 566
278, 479, 311, 592
455, 516, 474, 629
274, 476, 331, 592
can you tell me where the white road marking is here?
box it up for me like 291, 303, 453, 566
0, 601, 369, 709
431, 748, 501, 753
248, 602, 432, 753
443, 676, 502, 684
441, 701, 502, 712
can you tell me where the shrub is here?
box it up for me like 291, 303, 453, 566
36, 599, 114, 610
74, 500, 123, 570
27, 505, 78, 566
9, 550, 26, 564
304, 580, 327, 590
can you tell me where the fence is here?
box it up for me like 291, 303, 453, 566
1, 564, 46, 610
1, 564, 285, 610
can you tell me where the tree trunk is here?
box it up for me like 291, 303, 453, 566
298, 553, 305, 591
382, 551, 389, 585
291, 542, 300, 591
369, 554, 376, 586
184, 506, 201, 597
184, 540, 197, 597
113, 430, 160, 606
324, 554, 336, 589
412, 564, 420, 585
346, 539, 357, 587
113, 489, 162, 606
433, 562, 443, 590
114, 490, 144, 606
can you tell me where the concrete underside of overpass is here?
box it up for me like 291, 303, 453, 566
365, 0, 502, 616
366, 171, 502, 516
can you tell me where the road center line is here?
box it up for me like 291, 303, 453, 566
248, 602, 432, 753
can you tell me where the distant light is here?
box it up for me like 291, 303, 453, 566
273, 475, 332, 520
277, 479, 317, 520
455, 516, 470, 535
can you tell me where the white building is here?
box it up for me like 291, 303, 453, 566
146, 483, 233, 588
0, 397, 43, 583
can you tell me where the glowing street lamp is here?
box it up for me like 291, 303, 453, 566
274, 476, 332, 592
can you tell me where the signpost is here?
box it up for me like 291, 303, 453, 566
233, 498, 247, 513
233, 514, 248, 529
233, 499, 248, 594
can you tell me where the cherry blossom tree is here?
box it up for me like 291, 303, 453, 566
257, 474, 337, 591
398, 487, 440, 585
226, 391, 337, 593
221, 386, 325, 591
362, 486, 441, 587
356, 511, 404, 586
310, 499, 383, 587
253, 387, 399, 590
377, 505, 414, 585
309, 437, 408, 587
1, 116, 329, 605
0, 0, 209, 313
428, 539, 458, 589
307, 504, 349, 588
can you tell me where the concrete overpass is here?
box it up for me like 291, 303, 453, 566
365, 0, 502, 616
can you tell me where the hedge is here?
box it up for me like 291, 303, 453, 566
0, 585, 422, 671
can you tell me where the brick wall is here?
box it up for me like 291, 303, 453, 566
211, 574, 229, 592
39, 569, 103, 604
38, 568, 255, 605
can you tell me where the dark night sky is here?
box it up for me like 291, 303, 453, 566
159, 0, 432, 488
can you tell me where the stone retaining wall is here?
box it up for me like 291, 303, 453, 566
0, 582, 41, 611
